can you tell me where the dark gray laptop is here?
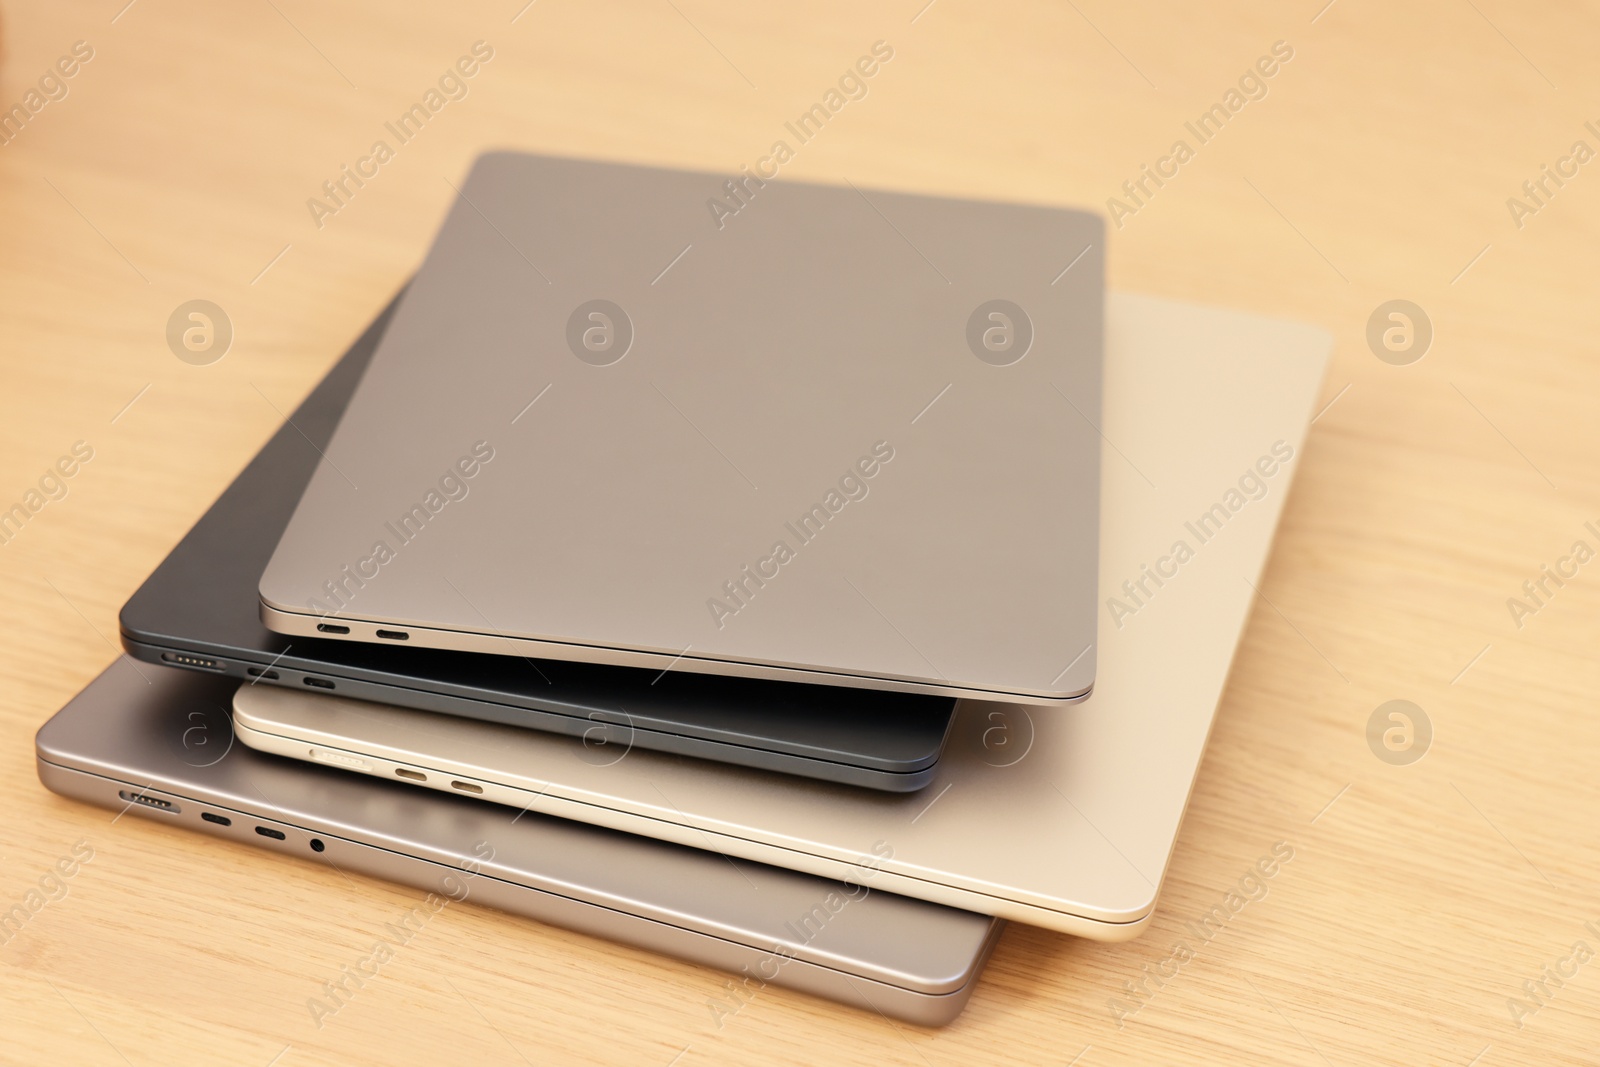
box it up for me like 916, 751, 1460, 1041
35, 657, 1001, 1024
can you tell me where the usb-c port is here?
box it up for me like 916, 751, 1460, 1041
255, 826, 287, 840
201, 812, 232, 826
317, 623, 350, 634
375, 629, 409, 641
450, 781, 484, 794
303, 677, 334, 689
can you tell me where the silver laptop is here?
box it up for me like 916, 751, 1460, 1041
35, 657, 1001, 1025
239, 292, 1332, 936
259, 152, 1104, 705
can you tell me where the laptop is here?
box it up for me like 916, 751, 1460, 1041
258, 152, 1105, 705
121, 292, 954, 792
35, 657, 1001, 1025
236, 292, 1332, 935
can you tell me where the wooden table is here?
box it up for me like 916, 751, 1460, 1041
2, 2, 1595, 1063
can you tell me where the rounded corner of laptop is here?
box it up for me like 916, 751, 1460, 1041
1031, 647, 1097, 705
468, 148, 529, 177
1103, 914, 1154, 942
229, 683, 270, 720
876, 720, 955, 780
1018, 884, 1157, 940
229, 710, 291, 761
117, 625, 156, 660
257, 594, 313, 634
1017, 679, 1094, 707
34, 721, 68, 767
116, 599, 153, 645
873, 763, 940, 793
1088, 894, 1158, 941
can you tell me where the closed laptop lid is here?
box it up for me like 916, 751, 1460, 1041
259, 152, 1104, 702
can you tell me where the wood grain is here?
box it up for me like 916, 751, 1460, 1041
2, 1, 1597, 1064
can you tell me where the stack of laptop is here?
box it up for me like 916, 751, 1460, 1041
36, 153, 1330, 1025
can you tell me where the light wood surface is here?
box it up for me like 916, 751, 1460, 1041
3, 2, 1597, 1064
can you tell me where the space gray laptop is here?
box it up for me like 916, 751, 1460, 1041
259, 152, 1103, 705
35, 657, 1001, 1025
